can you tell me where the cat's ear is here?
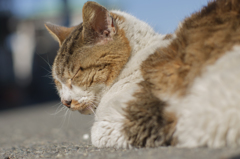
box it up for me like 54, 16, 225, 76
82, 1, 116, 39
45, 23, 76, 46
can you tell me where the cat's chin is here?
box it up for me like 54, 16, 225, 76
70, 106, 93, 115
69, 99, 95, 115
78, 107, 93, 115
69, 105, 94, 115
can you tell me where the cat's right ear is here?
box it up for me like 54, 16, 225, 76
82, 1, 116, 42
45, 23, 75, 46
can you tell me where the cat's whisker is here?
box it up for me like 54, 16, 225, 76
53, 106, 66, 116
41, 67, 54, 80
93, 104, 97, 109
37, 55, 54, 81
38, 54, 52, 71
59, 107, 68, 116
60, 108, 69, 129
89, 100, 97, 109
50, 101, 62, 108
89, 106, 98, 119
67, 108, 72, 127
43, 75, 54, 81
50, 103, 65, 116
53, 104, 63, 113
40, 66, 52, 74
88, 101, 99, 119
42, 72, 52, 78
46, 55, 52, 70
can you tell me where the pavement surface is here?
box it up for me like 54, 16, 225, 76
1, 102, 240, 159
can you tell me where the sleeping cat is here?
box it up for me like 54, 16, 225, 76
45, 0, 240, 148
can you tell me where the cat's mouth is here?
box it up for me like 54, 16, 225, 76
70, 99, 96, 115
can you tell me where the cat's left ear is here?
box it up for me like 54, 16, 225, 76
82, 1, 116, 40
45, 23, 76, 46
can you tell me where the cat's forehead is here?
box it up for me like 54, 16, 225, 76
52, 11, 132, 87
60, 23, 84, 52
52, 23, 84, 80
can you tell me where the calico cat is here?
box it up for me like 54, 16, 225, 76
45, 0, 240, 148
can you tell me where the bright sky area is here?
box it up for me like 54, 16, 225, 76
11, 0, 209, 34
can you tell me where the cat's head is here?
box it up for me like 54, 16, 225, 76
45, 1, 131, 114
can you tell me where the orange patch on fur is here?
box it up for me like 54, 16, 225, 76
123, 0, 240, 148
142, 0, 240, 97
70, 99, 93, 114
123, 81, 177, 147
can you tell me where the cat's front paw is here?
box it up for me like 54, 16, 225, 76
91, 120, 130, 148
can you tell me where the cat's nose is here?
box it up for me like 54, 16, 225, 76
62, 100, 72, 108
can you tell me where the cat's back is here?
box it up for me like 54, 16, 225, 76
143, 0, 240, 98
141, 0, 240, 148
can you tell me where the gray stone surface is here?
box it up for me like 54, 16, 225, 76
0, 102, 240, 159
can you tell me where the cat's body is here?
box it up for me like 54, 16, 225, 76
45, 0, 240, 148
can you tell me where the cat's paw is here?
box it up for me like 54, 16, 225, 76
91, 120, 131, 148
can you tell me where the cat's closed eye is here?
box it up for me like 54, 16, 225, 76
98, 64, 107, 71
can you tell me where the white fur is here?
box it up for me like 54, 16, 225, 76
60, 84, 72, 102
54, 72, 96, 107
52, 70, 73, 102
54, 10, 173, 148
54, 7, 240, 148
167, 45, 240, 148
91, 11, 173, 148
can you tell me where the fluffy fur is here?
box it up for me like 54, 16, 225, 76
122, 0, 240, 148
167, 46, 240, 148
45, 0, 240, 148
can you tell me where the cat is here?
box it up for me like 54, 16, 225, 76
45, 0, 240, 148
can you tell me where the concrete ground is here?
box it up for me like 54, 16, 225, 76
1, 102, 240, 159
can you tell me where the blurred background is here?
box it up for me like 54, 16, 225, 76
0, 0, 209, 110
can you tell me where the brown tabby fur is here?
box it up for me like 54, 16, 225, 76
45, 2, 131, 114
46, 2, 131, 90
46, 0, 240, 148
123, 0, 240, 147
123, 81, 177, 147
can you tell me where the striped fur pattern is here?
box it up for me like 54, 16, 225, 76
45, 0, 240, 148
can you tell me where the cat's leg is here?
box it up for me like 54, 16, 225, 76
122, 81, 177, 147
91, 86, 138, 148
91, 117, 130, 148
91, 81, 176, 148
